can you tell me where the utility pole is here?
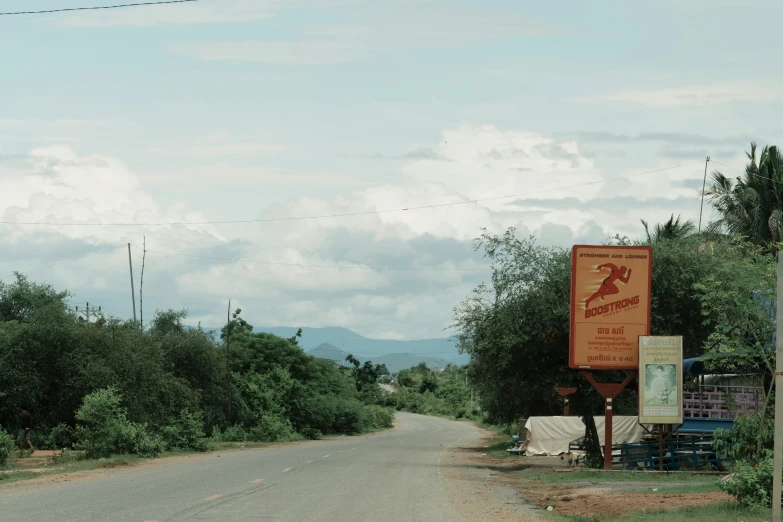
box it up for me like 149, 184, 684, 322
127, 243, 137, 322
698, 156, 711, 237
226, 300, 232, 429
139, 236, 146, 330
85, 302, 89, 323
773, 251, 783, 521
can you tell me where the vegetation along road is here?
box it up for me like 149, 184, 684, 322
0, 412, 491, 522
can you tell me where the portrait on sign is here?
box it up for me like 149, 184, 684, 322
643, 364, 677, 405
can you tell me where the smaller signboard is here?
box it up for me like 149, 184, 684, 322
638, 336, 683, 425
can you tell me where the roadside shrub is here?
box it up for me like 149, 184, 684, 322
332, 400, 365, 435
215, 425, 248, 442
0, 429, 15, 466
52, 448, 87, 464
301, 428, 322, 440
714, 413, 772, 462
714, 413, 777, 506
161, 410, 210, 452
248, 414, 297, 442
719, 457, 774, 507
74, 387, 162, 458
49, 423, 76, 450
361, 405, 394, 430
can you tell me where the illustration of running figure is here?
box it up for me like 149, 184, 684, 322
585, 263, 632, 309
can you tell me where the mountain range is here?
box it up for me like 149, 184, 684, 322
307, 343, 453, 373
251, 326, 468, 372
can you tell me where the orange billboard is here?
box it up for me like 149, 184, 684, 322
569, 245, 652, 369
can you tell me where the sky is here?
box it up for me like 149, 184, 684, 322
1, 0, 782, 340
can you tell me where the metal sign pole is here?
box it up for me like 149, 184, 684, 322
555, 386, 577, 416
581, 371, 636, 470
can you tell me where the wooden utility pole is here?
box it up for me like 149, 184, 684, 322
139, 236, 146, 329
85, 302, 89, 323
127, 243, 137, 322
772, 252, 783, 521
226, 300, 232, 429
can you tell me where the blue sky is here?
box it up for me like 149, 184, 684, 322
1, 0, 781, 339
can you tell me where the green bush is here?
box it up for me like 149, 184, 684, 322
49, 423, 76, 450
301, 428, 322, 440
248, 414, 298, 442
0, 429, 15, 466
361, 405, 394, 430
719, 457, 774, 507
215, 425, 248, 442
74, 387, 162, 458
332, 400, 365, 435
161, 410, 210, 452
714, 413, 777, 506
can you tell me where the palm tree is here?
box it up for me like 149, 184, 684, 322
640, 214, 696, 243
703, 142, 783, 249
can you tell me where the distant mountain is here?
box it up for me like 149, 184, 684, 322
305, 343, 452, 373
254, 326, 468, 366
308, 343, 348, 364
371, 353, 450, 373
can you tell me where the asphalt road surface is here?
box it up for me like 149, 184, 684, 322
0, 412, 481, 522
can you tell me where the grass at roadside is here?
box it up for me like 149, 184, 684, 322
540, 470, 722, 484
484, 440, 516, 458
0, 454, 149, 484
547, 502, 770, 522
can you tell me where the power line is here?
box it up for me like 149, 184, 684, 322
145, 249, 489, 272
0, 0, 198, 16
709, 159, 783, 187
0, 161, 702, 227
710, 160, 748, 176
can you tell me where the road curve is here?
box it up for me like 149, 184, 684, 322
0, 412, 482, 522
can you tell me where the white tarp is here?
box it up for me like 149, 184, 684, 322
524, 416, 645, 456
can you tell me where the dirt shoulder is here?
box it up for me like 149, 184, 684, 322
442, 424, 544, 521
440, 427, 742, 521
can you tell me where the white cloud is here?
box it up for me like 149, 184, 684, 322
0, 146, 223, 244
570, 83, 778, 107
0, 125, 720, 339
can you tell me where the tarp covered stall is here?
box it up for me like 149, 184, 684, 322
524, 416, 645, 456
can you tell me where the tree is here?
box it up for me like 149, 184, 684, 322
704, 142, 783, 249
640, 214, 695, 243
345, 354, 386, 392
0, 275, 394, 447
452, 228, 772, 464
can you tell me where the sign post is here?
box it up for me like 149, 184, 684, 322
570, 245, 652, 470
638, 336, 683, 471
580, 371, 636, 469
555, 386, 577, 416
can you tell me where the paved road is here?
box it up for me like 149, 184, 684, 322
0, 412, 480, 522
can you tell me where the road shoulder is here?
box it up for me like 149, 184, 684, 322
440, 423, 543, 521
